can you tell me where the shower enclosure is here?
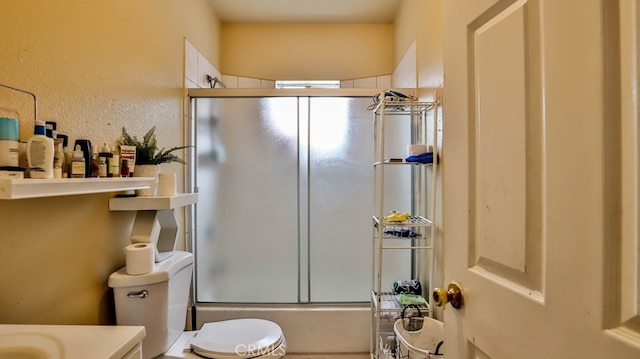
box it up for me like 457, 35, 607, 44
186, 88, 414, 352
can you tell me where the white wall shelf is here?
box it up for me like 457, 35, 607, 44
109, 193, 198, 211
108, 192, 198, 262
0, 177, 154, 200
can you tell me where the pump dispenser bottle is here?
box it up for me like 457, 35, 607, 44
27, 120, 54, 179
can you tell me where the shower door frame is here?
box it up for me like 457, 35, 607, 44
185, 88, 418, 307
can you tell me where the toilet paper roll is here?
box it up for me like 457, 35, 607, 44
125, 243, 155, 275
158, 173, 177, 197
407, 144, 428, 157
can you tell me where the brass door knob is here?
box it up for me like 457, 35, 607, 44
433, 282, 464, 309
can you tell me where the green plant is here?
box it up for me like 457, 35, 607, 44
119, 126, 189, 165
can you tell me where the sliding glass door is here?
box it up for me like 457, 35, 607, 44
191, 94, 410, 303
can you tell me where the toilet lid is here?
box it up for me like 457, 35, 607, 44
190, 319, 284, 359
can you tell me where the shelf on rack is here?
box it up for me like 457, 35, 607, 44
373, 160, 433, 166
109, 193, 198, 211
371, 291, 430, 318
372, 101, 436, 114
373, 215, 432, 228
0, 177, 154, 200
378, 333, 396, 359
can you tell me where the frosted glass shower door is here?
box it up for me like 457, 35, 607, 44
191, 94, 411, 304
306, 97, 373, 302
194, 97, 299, 303
307, 97, 411, 302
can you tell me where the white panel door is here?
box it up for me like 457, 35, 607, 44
442, 0, 640, 358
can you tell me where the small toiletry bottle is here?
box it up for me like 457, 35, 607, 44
91, 145, 98, 177
97, 156, 107, 177
73, 139, 92, 178
121, 159, 130, 177
112, 141, 120, 177
57, 134, 71, 176
112, 154, 120, 177
45, 121, 57, 139
70, 145, 86, 178
53, 138, 64, 178
45, 123, 54, 138
27, 120, 54, 179
99, 142, 113, 177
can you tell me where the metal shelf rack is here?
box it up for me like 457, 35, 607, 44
370, 97, 439, 359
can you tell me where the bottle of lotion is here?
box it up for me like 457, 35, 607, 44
27, 120, 54, 179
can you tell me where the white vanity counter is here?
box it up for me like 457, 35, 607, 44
0, 324, 145, 359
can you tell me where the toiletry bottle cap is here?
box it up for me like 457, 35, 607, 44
102, 142, 110, 153
45, 121, 57, 130
34, 120, 46, 135
57, 134, 69, 148
74, 145, 84, 158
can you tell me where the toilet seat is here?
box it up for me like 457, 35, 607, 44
167, 318, 285, 359
192, 318, 284, 358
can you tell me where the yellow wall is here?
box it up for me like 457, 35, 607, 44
220, 23, 395, 80
0, 0, 220, 324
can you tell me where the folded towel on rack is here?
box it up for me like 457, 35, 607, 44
396, 294, 428, 306
384, 211, 410, 222
392, 280, 422, 295
385, 229, 420, 238
380, 299, 402, 319
405, 152, 433, 164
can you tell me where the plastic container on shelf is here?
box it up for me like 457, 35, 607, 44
0, 117, 19, 167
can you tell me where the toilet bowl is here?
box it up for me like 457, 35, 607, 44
108, 251, 286, 359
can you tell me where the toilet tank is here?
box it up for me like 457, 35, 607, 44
108, 250, 193, 359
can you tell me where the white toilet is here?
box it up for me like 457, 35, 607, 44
108, 251, 286, 359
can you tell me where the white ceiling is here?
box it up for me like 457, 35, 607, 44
207, 0, 403, 24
